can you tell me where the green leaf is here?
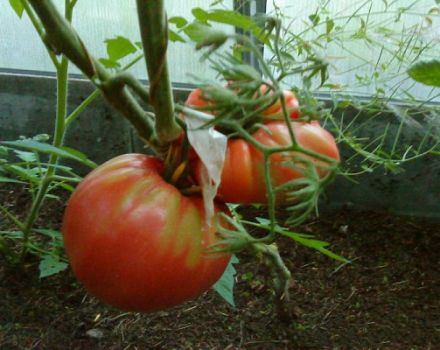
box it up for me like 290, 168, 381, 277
408, 60, 440, 87
230, 64, 261, 81
190, 8, 267, 44
326, 18, 335, 36
57, 182, 76, 192
280, 230, 348, 263
169, 29, 186, 43
34, 229, 64, 248
33, 228, 62, 240
213, 255, 239, 307
207, 9, 259, 32
98, 58, 120, 69
39, 255, 68, 278
14, 150, 37, 163
32, 134, 50, 142
192, 8, 209, 21
375, 26, 394, 35
9, 0, 24, 18
104, 36, 137, 63
1, 140, 97, 168
309, 14, 320, 26
183, 23, 226, 47
255, 217, 270, 225
3, 164, 39, 183
169, 16, 188, 29
0, 230, 23, 239
253, 218, 347, 262
0, 176, 26, 184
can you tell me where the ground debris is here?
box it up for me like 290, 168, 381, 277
1, 187, 439, 349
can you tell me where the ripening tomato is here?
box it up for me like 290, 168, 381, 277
195, 121, 339, 204
185, 86, 300, 120
186, 88, 209, 108
261, 89, 300, 120
62, 154, 230, 313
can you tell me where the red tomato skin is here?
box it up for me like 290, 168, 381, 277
62, 154, 230, 313
186, 88, 209, 107
217, 139, 261, 203
262, 89, 300, 120
197, 121, 340, 204
185, 86, 300, 120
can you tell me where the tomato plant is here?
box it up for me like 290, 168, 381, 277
195, 121, 340, 204
62, 154, 230, 312
21, 0, 345, 320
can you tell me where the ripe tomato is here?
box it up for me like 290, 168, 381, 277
259, 85, 300, 120
62, 154, 230, 313
185, 85, 300, 120
186, 88, 209, 108
195, 121, 339, 204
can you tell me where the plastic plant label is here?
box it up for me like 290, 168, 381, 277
184, 108, 227, 226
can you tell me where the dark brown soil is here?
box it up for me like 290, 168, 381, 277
1, 185, 439, 349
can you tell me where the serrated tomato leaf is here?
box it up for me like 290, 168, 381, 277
39, 255, 68, 278
169, 16, 188, 29
213, 255, 239, 307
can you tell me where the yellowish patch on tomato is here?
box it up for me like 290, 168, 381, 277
100, 168, 137, 187
155, 194, 181, 252
175, 205, 202, 269
118, 177, 156, 212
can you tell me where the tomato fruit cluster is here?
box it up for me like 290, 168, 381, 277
185, 85, 300, 120
197, 121, 340, 204
62, 85, 339, 313
185, 85, 340, 204
62, 154, 230, 312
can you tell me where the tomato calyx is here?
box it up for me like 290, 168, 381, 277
176, 84, 339, 208
160, 131, 203, 195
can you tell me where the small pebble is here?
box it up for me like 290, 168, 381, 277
86, 328, 104, 339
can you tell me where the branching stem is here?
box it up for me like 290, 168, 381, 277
28, 0, 156, 145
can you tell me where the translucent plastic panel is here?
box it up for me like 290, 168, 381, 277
266, 0, 440, 101
0, 1, 233, 84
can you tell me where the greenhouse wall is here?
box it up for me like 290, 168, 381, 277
0, 0, 234, 84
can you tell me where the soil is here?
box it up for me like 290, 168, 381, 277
1, 185, 439, 349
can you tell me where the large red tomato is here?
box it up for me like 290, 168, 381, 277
196, 121, 339, 204
62, 154, 230, 313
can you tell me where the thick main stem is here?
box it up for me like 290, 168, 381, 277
136, 0, 181, 143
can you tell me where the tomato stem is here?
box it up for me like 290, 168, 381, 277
136, 0, 182, 144
253, 243, 293, 322
19, 0, 74, 260
28, 0, 158, 148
